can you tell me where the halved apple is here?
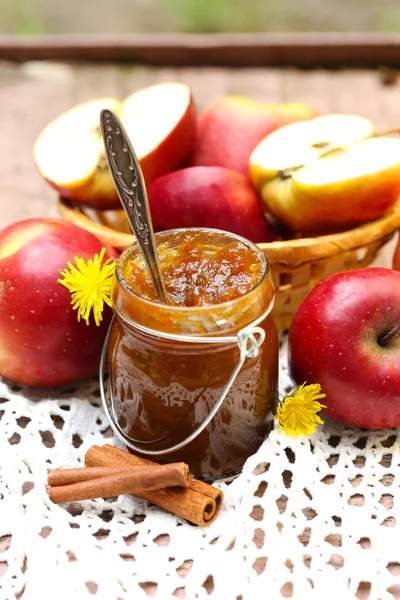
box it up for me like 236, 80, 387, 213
33, 83, 196, 210
249, 114, 400, 234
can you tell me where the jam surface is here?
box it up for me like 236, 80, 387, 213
121, 230, 264, 306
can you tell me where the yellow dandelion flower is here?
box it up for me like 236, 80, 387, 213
58, 248, 116, 326
275, 383, 327, 436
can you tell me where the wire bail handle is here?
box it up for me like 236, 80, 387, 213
99, 311, 270, 456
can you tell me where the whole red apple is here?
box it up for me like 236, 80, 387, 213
288, 268, 400, 429
393, 234, 400, 270
0, 218, 118, 387
188, 96, 318, 176
147, 166, 275, 243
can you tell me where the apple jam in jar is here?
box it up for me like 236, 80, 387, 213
106, 228, 279, 480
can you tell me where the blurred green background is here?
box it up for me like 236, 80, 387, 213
1, 0, 400, 35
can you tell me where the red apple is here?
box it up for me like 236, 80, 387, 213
188, 96, 318, 176
288, 268, 400, 429
147, 166, 276, 243
33, 83, 196, 209
0, 218, 118, 387
393, 234, 400, 270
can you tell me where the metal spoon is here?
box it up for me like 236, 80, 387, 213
100, 109, 168, 304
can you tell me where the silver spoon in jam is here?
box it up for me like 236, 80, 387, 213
100, 109, 169, 304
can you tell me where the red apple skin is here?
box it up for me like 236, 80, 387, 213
147, 166, 276, 243
188, 97, 318, 176
288, 268, 400, 429
393, 235, 400, 270
0, 218, 118, 388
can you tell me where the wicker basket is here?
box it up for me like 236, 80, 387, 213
58, 198, 400, 329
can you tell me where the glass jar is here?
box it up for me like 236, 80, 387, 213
103, 228, 279, 480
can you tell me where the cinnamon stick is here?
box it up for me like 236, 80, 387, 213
47, 463, 189, 493
85, 444, 224, 527
100, 445, 223, 507
48, 466, 142, 487
48, 463, 189, 504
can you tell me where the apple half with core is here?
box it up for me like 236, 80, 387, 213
147, 166, 276, 243
0, 218, 117, 387
188, 96, 318, 176
250, 114, 400, 234
289, 268, 400, 429
33, 83, 196, 209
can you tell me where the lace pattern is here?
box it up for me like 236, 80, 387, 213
1, 333, 399, 600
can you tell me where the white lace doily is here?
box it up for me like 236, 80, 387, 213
1, 333, 399, 600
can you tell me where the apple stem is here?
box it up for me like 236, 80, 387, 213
379, 323, 400, 346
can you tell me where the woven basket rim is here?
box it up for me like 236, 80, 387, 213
58, 197, 400, 264
258, 197, 400, 263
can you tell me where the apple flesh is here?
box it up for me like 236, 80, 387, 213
188, 96, 318, 176
288, 267, 400, 429
33, 83, 196, 210
147, 166, 276, 243
0, 218, 118, 387
250, 114, 400, 234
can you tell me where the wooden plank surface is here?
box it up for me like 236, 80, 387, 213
1, 61, 400, 230
2, 33, 400, 67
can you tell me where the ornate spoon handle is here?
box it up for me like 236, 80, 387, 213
100, 109, 168, 303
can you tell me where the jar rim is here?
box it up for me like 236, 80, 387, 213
115, 227, 269, 314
